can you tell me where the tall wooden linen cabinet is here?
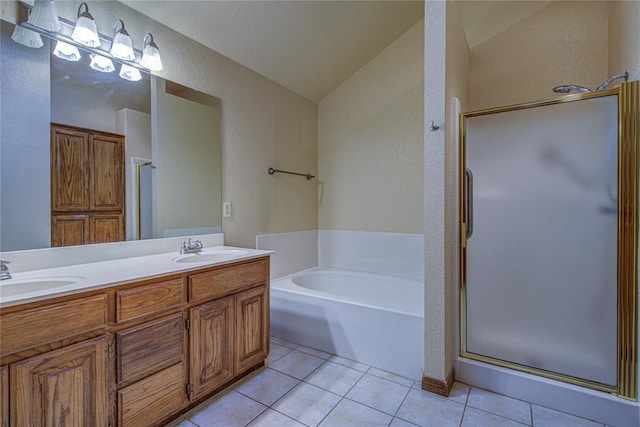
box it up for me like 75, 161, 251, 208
51, 123, 125, 246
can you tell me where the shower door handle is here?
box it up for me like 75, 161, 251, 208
465, 168, 474, 239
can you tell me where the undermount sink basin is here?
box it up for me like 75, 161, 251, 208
0, 276, 84, 298
172, 249, 249, 264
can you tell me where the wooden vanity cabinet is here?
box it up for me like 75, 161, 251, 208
1, 256, 270, 427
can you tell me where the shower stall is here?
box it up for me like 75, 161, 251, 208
459, 82, 638, 399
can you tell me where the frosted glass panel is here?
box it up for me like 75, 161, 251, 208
464, 95, 618, 386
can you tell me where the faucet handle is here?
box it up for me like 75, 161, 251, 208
0, 259, 10, 271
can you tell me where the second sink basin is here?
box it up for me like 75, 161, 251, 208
172, 249, 249, 264
0, 276, 84, 298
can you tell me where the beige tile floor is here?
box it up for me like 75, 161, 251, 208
168, 337, 607, 427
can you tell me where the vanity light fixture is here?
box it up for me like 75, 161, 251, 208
53, 40, 81, 61
110, 19, 135, 61
119, 64, 142, 81
90, 54, 115, 73
14, 2, 162, 74
71, 2, 100, 48
11, 26, 44, 48
139, 33, 163, 71
27, 0, 61, 32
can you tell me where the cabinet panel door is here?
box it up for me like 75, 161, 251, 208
89, 213, 124, 244
117, 362, 187, 427
90, 134, 124, 211
10, 336, 109, 427
0, 366, 7, 427
51, 125, 89, 212
52, 214, 89, 247
189, 297, 234, 399
117, 313, 184, 387
235, 285, 269, 373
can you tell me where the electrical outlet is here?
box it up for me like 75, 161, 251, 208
223, 201, 231, 218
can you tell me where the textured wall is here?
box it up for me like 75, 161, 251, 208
608, 1, 640, 79
3, 0, 318, 249
0, 22, 51, 251
469, 1, 611, 111
318, 20, 424, 233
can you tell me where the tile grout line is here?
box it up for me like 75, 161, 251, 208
530, 401, 534, 426
464, 405, 531, 426
459, 404, 467, 427
241, 402, 269, 427
390, 381, 411, 417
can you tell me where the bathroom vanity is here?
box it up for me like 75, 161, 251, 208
0, 249, 271, 426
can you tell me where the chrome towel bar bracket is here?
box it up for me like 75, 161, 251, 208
268, 167, 315, 180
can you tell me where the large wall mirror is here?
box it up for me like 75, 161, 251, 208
0, 21, 222, 252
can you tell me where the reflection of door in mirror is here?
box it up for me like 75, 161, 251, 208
51, 123, 125, 246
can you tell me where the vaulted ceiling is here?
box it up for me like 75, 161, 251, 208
119, 0, 562, 103
120, 1, 424, 102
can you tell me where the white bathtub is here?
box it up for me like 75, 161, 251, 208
270, 267, 424, 380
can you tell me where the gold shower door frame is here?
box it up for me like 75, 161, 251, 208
458, 82, 639, 400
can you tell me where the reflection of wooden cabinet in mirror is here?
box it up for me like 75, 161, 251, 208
51, 123, 125, 246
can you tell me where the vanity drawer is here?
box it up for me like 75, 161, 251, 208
116, 278, 184, 323
118, 362, 187, 427
0, 294, 107, 356
117, 313, 184, 387
188, 259, 268, 302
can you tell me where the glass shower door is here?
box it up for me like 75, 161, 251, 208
462, 94, 619, 388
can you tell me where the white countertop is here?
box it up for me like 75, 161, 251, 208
0, 246, 272, 308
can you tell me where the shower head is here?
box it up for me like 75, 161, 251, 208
552, 85, 592, 94
595, 70, 630, 91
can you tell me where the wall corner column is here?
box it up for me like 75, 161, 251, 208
423, 0, 454, 396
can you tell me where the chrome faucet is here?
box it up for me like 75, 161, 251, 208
0, 259, 12, 280
180, 238, 203, 254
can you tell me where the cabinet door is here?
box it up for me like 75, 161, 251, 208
52, 214, 89, 247
235, 285, 269, 373
90, 213, 124, 244
10, 335, 109, 426
0, 366, 7, 427
90, 134, 124, 211
189, 297, 234, 400
51, 125, 90, 212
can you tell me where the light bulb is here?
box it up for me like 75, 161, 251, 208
53, 41, 80, 61
27, 0, 61, 32
90, 55, 115, 73
11, 26, 44, 48
110, 19, 135, 61
119, 64, 142, 82
140, 33, 163, 71
71, 2, 100, 47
